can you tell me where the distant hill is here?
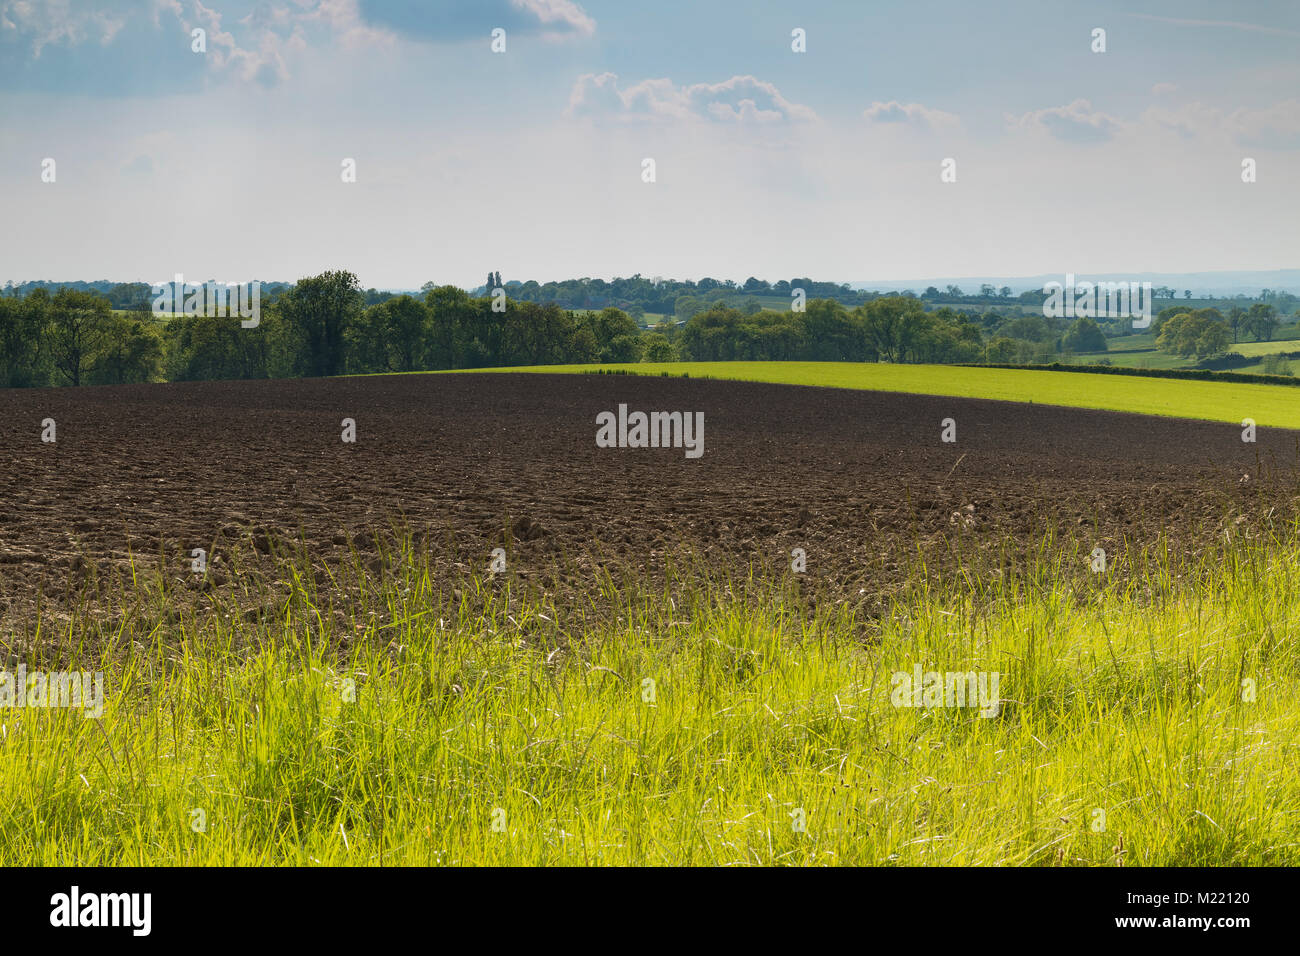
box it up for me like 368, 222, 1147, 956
854, 270, 1300, 297
8, 270, 1298, 312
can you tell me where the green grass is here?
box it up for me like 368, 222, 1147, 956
4, 530, 1299, 865
1070, 349, 1192, 371
1102, 333, 1160, 353
1231, 338, 1300, 357
452, 361, 1300, 430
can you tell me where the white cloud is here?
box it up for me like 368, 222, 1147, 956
513, 0, 594, 40
862, 100, 959, 131
1139, 101, 1221, 140
1225, 99, 1300, 150
1006, 98, 1124, 143
0, 0, 129, 57
567, 73, 815, 123
1, 0, 301, 87
350, 0, 593, 43
184, 0, 288, 87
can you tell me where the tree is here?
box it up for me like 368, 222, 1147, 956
278, 270, 363, 377
381, 295, 429, 371
46, 289, 111, 386
161, 310, 274, 381
1228, 307, 1245, 343
346, 295, 429, 373
1195, 321, 1230, 357
1151, 305, 1189, 337
641, 333, 676, 362
1155, 312, 1195, 357
502, 302, 577, 366
582, 307, 642, 362
347, 303, 391, 373
424, 285, 477, 369
1244, 303, 1279, 342
568, 323, 599, 363
1062, 317, 1107, 353
859, 296, 926, 363
89, 315, 163, 384
798, 298, 861, 361
1156, 312, 1230, 359
983, 336, 1018, 364
998, 286, 1012, 299
0, 290, 49, 387
674, 295, 705, 321
999, 314, 1053, 343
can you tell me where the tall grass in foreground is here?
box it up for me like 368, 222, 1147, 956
1, 529, 1299, 866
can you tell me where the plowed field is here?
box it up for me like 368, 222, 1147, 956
3, 372, 1298, 633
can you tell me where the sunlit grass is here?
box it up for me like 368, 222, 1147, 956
442, 361, 1300, 430
1230, 338, 1300, 357
2, 528, 1299, 866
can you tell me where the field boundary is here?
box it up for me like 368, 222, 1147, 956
964, 361, 1300, 387
443, 360, 1300, 431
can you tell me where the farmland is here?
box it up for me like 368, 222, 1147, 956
448, 360, 1300, 429
5, 368, 1300, 630
2, 369, 1300, 864
1230, 338, 1300, 357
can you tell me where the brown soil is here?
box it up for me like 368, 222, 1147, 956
2, 372, 1299, 634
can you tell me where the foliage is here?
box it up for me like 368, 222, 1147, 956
1062, 317, 1107, 353
2, 273, 1294, 390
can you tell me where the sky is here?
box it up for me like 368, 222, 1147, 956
1, 0, 1298, 289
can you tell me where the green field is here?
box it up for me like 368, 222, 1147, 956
452, 361, 1300, 430
1070, 349, 1190, 370
1231, 338, 1300, 357
1101, 333, 1159, 352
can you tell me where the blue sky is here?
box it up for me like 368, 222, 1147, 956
2, 0, 1297, 288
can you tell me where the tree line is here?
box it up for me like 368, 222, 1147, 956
1152, 303, 1284, 360
3, 270, 1297, 389
6, 273, 1293, 326
0, 272, 653, 388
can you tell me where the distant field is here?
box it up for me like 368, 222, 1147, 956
1231, 338, 1300, 357
1071, 348, 1189, 370
450, 360, 1300, 430
1078, 350, 1293, 376
1103, 333, 1158, 352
